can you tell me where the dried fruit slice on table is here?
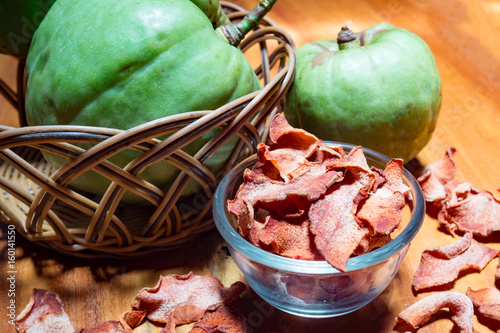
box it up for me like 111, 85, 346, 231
415, 146, 500, 236
466, 287, 500, 323
128, 272, 246, 325
396, 292, 474, 333
412, 232, 500, 291
438, 183, 500, 237
189, 305, 248, 333
415, 146, 457, 203
15, 289, 74, 333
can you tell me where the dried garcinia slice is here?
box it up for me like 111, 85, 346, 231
129, 272, 246, 326
309, 147, 375, 272
356, 158, 410, 236
466, 287, 500, 323
227, 167, 343, 238
396, 292, 473, 333
415, 146, 457, 203
119, 309, 146, 331
16, 289, 74, 333
412, 232, 500, 291
438, 182, 500, 237
189, 305, 248, 333
255, 214, 320, 260
16, 289, 133, 333
256, 112, 321, 181
415, 147, 500, 237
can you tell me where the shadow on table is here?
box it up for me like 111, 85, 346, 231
1, 222, 214, 282
230, 281, 395, 333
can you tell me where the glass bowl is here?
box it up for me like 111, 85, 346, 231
213, 142, 425, 318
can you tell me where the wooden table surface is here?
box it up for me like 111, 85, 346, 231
1, 0, 500, 332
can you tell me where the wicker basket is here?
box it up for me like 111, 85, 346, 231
0, 2, 296, 258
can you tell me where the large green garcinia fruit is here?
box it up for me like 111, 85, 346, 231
25, 0, 276, 203
0, 0, 230, 58
285, 23, 442, 162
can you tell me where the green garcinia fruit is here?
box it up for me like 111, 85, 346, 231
285, 23, 442, 162
0, 0, 230, 58
0, 0, 57, 58
25, 0, 276, 203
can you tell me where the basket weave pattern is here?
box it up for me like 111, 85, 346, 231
0, 3, 296, 258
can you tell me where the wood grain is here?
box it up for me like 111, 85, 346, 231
1, 0, 500, 332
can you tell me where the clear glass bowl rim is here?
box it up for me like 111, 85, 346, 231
213, 141, 425, 275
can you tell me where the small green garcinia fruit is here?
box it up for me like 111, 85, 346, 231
25, 0, 271, 203
0, 0, 57, 58
285, 23, 442, 162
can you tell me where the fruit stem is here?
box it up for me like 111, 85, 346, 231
338, 25, 360, 50
216, 0, 278, 46
215, 3, 232, 27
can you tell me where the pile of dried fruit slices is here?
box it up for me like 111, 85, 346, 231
228, 114, 411, 272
